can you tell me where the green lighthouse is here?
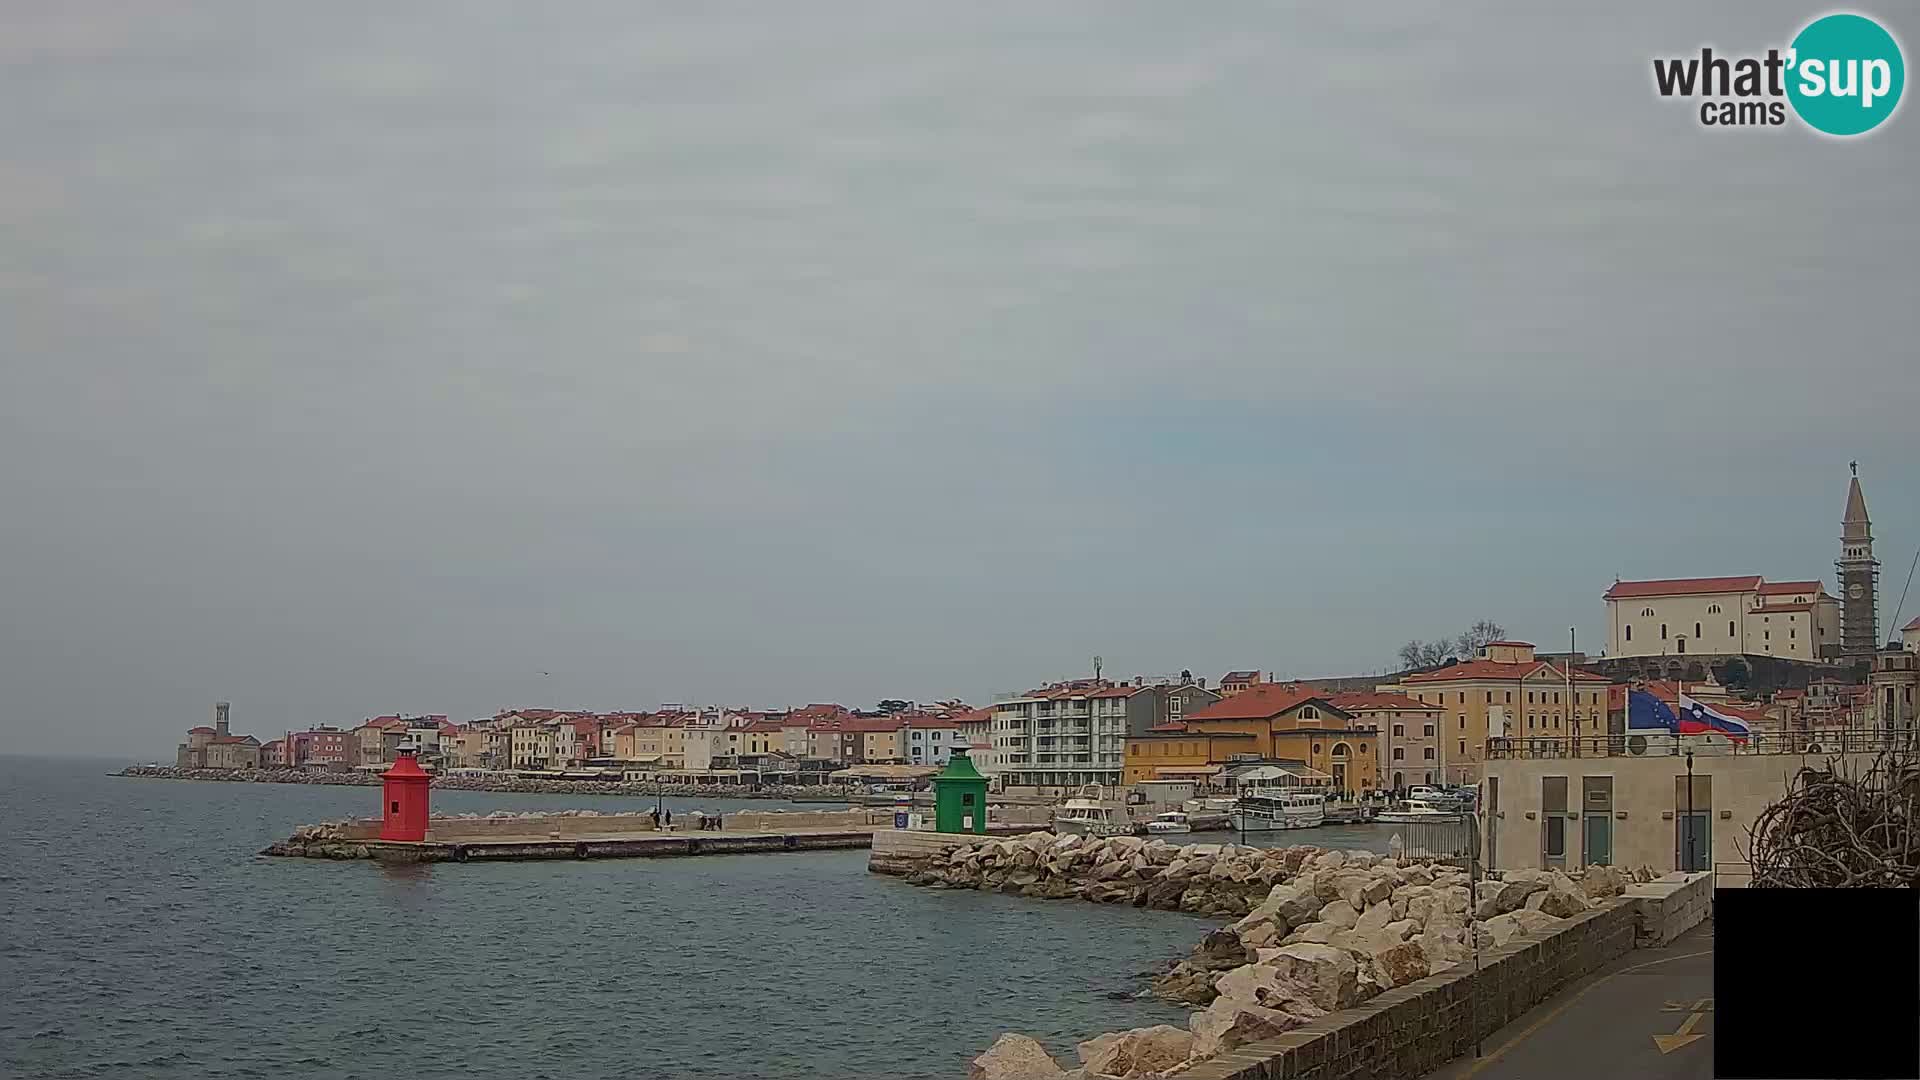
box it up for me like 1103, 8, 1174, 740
931, 748, 989, 835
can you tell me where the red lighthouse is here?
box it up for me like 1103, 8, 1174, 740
379, 748, 431, 842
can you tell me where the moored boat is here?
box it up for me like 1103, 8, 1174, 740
1374, 797, 1465, 824
1229, 790, 1327, 831
1145, 810, 1192, 835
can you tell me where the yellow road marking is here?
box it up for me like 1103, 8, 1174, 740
1450, 949, 1713, 1080
1654, 1011, 1708, 1054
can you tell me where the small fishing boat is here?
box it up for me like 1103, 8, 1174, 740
1145, 810, 1193, 835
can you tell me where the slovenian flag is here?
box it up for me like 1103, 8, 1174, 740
1678, 693, 1752, 742
1627, 689, 1680, 733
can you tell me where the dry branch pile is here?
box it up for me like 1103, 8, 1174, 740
1748, 752, 1920, 888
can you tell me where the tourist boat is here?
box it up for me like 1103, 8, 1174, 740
1183, 795, 1237, 815
1229, 791, 1327, 832
1374, 798, 1465, 824
1145, 810, 1192, 835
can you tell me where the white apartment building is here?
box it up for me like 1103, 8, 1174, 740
989, 683, 1131, 792
1604, 576, 1840, 661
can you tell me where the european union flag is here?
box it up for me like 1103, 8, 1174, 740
1627, 689, 1679, 733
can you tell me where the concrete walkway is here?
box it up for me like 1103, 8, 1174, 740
1432, 920, 1715, 1080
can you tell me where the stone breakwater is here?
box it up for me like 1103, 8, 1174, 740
116, 765, 858, 801
891, 833, 1647, 1079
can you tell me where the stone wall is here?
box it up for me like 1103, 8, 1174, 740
1625, 871, 1713, 947
1176, 900, 1640, 1080
331, 808, 894, 842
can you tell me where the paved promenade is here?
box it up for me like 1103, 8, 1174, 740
1432, 920, 1715, 1080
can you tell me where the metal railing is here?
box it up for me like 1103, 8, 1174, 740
1381, 816, 1479, 868
1486, 728, 1916, 760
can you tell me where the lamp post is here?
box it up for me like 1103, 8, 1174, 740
1684, 747, 1695, 872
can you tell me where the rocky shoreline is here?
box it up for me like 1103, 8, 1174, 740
917, 833, 1648, 1079
115, 765, 859, 801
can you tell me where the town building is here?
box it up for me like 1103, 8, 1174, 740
1902, 615, 1920, 654
175, 702, 262, 769
1482, 732, 1902, 876
1384, 641, 1609, 784
1128, 684, 1383, 796
1326, 692, 1445, 793
260, 739, 285, 767
1870, 645, 1918, 731
285, 727, 353, 768
899, 715, 962, 766
1218, 670, 1264, 696
987, 680, 1133, 791
1603, 576, 1841, 663
354, 715, 412, 766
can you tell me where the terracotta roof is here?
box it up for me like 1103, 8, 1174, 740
1605, 576, 1762, 599
1754, 602, 1814, 612
1221, 670, 1261, 682
1403, 659, 1607, 684
187, 726, 216, 735
744, 720, 786, 733
1904, 615, 1920, 632
209, 734, 259, 745
1146, 722, 1189, 732
1185, 684, 1344, 722
901, 717, 962, 729
1758, 581, 1824, 596
951, 708, 992, 722
1326, 692, 1441, 713
1482, 641, 1534, 648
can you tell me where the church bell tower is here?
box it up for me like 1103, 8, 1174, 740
1837, 462, 1879, 655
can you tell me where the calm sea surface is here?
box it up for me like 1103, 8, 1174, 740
0, 756, 1227, 1080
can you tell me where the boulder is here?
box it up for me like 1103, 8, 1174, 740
1353, 901, 1394, 937
1381, 919, 1418, 943
1266, 883, 1322, 925
1190, 928, 1253, 971
1238, 917, 1282, 950
1374, 940, 1431, 987
1262, 942, 1361, 1011
1283, 921, 1339, 945
1358, 876, 1395, 906
1318, 899, 1360, 930
1150, 961, 1219, 1005
1482, 913, 1524, 946
1077, 1024, 1193, 1079
1580, 865, 1628, 899
1415, 929, 1470, 969
970, 1033, 1065, 1080
1510, 909, 1565, 935
1312, 849, 1348, 871
1189, 1000, 1312, 1059
1537, 884, 1591, 919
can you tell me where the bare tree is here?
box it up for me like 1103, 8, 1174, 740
1453, 619, 1508, 661
1397, 620, 1508, 671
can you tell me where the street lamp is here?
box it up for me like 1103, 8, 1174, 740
1683, 747, 1695, 872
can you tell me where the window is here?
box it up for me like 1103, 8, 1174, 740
1485, 691, 1493, 703
1764, 630, 1770, 641
1505, 691, 1513, 703
1458, 716, 1465, 730
1528, 692, 1535, 704
1641, 607, 1655, 617
1392, 723, 1405, 737
1694, 622, 1702, 638
1707, 603, 1721, 614
1458, 740, 1467, 756
1423, 724, 1436, 736
1393, 748, 1405, 760
1298, 706, 1318, 720
1423, 748, 1435, 760
1626, 625, 1632, 641
1553, 692, 1560, 704
1790, 628, 1796, 639
1661, 623, 1668, 639
1457, 692, 1465, 704
1729, 620, 1736, 637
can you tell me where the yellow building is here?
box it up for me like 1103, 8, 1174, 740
1125, 684, 1382, 795
1386, 641, 1610, 784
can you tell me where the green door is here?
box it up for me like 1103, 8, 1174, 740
1679, 813, 1710, 871
1583, 812, 1612, 866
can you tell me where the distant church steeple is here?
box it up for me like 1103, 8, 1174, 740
1837, 462, 1879, 654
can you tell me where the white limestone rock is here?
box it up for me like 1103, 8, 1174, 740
970, 1033, 1066, 1080
1076, 1024, 1193, 1079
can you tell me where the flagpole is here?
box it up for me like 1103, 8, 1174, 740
1566, 626, 1577, 759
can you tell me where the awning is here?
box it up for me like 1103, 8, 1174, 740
1149, 766, 1223, 777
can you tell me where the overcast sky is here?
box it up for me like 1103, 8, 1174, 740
3, 3, 1915, 756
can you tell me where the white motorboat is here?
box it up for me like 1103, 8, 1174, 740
1183, 796, 1237, 815
1375, 798, 1465, 824
1053, 786, 1136, 837
1145, 810, 1193, 835
1229, 791, 1327, 832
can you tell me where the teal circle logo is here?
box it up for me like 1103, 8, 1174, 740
1786, 13, 1905, 135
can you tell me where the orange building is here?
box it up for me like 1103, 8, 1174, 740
1126, 683, 1382, 795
